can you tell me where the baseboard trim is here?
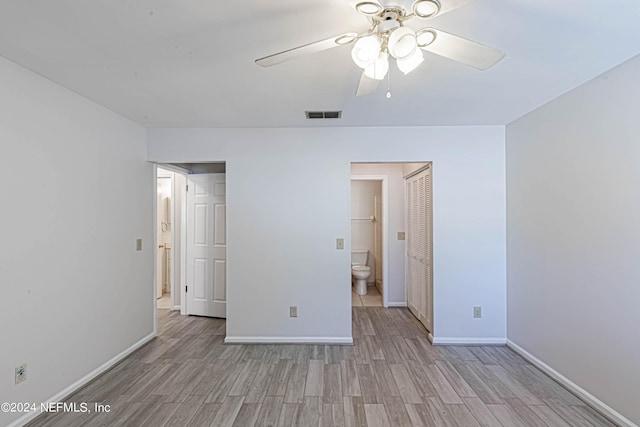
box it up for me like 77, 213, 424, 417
8, 332, 156, 427
431, 337, 507, 346
506, 340, 636, 427
387, 302, 407, 307
224, 336, 353, 345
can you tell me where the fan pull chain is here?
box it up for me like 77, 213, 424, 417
386, 68, 392, 99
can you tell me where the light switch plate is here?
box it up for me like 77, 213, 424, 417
473, 306, 482, 318
290, 306, 298, 318
136, 239, 143, 251
15, 364, 26, 384
397, 232, 406, 240
336, 238, 344, 250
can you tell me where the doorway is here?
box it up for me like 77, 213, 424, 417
350, 162, 433, 333
155, 166, 187, 313
155, 162, 227, 321
156, 173, 172, 308
350, 176, 387, 307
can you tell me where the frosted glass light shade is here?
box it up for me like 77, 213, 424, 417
351, 35, 382, 68
388, 27, 417, 60
355, 1, 383, 15
413, 0, 440, 18
397, 48, 424, 74
416, 29, 436, 47
364, 52, 389, 80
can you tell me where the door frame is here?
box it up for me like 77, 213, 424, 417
350, 175, 389, 308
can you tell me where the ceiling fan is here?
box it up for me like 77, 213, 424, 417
255, 0, 505, 96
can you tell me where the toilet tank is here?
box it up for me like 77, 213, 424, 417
351, 250, 368, 266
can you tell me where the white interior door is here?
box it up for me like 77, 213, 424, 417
186, 173, 226, 318
406, 167, 433, 332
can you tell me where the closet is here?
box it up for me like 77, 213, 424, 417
406, 165, 433, 332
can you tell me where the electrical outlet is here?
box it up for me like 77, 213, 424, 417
289, 306, 298, 318
336, 238, 344, 250
473, 306, 482, 318
397, 232, 406, 240
136, 239, 143, 251
15, 364, 27, 385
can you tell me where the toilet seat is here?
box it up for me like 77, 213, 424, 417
352, 266, 370, 272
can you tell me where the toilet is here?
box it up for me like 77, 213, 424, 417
351, 250, 371, 295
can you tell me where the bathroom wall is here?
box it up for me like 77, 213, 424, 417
350, 180, 381, 284
148, 126, 506, 343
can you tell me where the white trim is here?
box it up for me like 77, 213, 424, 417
8, 333, 155, 427
180, 172, 188, 316
387, 302, 407, 307
431, 337, 507, 345
155, 162, 191, 175
350, 175, 389, 308
152, 166, 158, 336
224, 336, 353, 344
507, 340, 636, 427
403, 163, 431, 179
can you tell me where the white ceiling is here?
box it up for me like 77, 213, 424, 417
1, 0, 639, 128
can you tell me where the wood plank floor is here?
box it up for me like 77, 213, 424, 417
27, 308, 614, 427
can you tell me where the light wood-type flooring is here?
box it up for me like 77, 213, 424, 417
27, 308, 613, 426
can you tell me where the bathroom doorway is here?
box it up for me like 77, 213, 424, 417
155, 165, 188, 317
350, 176, 387, 307
156, 171, 172, 308
350, 162, 431, 314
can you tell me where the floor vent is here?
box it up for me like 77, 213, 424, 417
305, 111, 342, 119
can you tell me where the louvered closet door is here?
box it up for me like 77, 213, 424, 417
406, 167, 433, 333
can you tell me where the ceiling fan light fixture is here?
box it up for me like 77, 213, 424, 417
351, 35, 382, 68
335, 33, 358, 45
413, 0, 440, 18
364, 52, 389, 80
397, 48, 424, 74
355, 1, 383, 15
416, 28, 437, 47
388, 27, 417, 60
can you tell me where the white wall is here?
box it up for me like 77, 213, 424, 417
351, 163, 407, 305
0, 57, 153, 426
350, 179, 380, 284
506, 55, 640, 424
148, 126, 506, 342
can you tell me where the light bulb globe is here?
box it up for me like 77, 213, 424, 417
364, 52, 389, 80
351, 35, 382, 68
397, 48, 424, 75
387, 27, 417, 60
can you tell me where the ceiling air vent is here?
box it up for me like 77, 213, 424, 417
305, 111, 342, 119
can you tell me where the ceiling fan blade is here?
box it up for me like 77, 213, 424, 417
355, 72, 380, 96
255, 33, 358, 67
419, 28, 505, 70
436, 0, 475, 16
